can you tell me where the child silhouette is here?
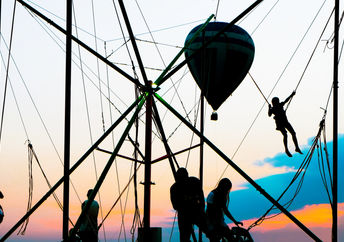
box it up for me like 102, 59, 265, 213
268, 91, 302, 157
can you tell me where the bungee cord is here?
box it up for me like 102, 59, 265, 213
134, 0, 193, 127
90, 0, 106, 134
1, 0, 340, 240
285, 6, 335, 110
214, 0, 221, 21
219, 0, 332, 181
248, 70, 335, 230
72, 4, 107, 240
111, 1, 142, 238
0, 0, 16, 148
0, 33, 83, 205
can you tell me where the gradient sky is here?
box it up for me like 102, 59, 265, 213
0, 0, 343, 241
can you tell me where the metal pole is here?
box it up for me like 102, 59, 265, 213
143, 89, 153, 233
155, 93, 321, 242
15, 0, 141, 87
152, 102, 177, 178
63, 0, 72, 239
69, 97, 146, 239
158, 0, 263, 85
1, 97, 142, 241
199, 95, 204, 242
117, 0, 149, 86
332, 0, 339, 240
199, 29, 205, 241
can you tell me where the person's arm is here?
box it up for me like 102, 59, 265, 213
223, 207, 243, 226
170, 186, 179, 210
282, 91, 295, 105
268, 104, 273, 117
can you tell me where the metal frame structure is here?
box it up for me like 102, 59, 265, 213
1, 0, 339, 241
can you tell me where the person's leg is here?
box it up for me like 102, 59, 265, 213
280, 129, 292, 157
286, 123, 302, 154
178, 214, 192, 242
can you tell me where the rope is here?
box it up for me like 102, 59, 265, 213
134, 0, 192, 125
185, 96, 202, 168
27, 142, 75, 226
26, 0, 106, 42
0, 0, 16, 147
248, 117, 325, 230
214, 0, 221, 20
111, 1, 140, 238
249, 77, 334, 230
17, 140, 33, 235
248, 73, 269, 104
106, 19, 206, 43
285, 6, 334, 110
130, 96, 142, 240
98, 163, 142, 230
250, 0, 281, 35
15, 11, 83, 203
135, 37, 184, 49
72, 4, 107, 240
0, 52, 29, 140
218, 0, 331, 181
90, 0, 106, 133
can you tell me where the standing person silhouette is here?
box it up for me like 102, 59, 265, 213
206, 178, 242, 242
268, 91, 303, 157
170, 168, 208, 241
79, 189, 99, 242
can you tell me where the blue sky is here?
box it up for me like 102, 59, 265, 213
229, 134, 343, 222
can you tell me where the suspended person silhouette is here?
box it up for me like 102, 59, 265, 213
0, 191, 4, 224
206, 178, 242, 242
78, 189, 99, 242
268, 91, 303, 157
170, 168, 208, 241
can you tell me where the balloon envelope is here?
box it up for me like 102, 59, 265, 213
185, 22, 255, 111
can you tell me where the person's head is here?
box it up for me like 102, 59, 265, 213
272, 97, 279, 106
217, 178, 232, 193
175, 167, 188, 182
87, 189, 94, 199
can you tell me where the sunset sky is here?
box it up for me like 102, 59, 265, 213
0, 0, 343, 241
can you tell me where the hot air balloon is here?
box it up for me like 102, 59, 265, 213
184, 22, 255, 120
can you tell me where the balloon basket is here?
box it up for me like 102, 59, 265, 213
211, 112, 218, 121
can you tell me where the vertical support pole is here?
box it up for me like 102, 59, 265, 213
332, 0, 339, 241
63, 0, 72, 240
199, 29, 206, 242
199, 95, 205, 242
144, 87, 153, 234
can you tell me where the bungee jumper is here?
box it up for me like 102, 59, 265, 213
268, 91, 303, 157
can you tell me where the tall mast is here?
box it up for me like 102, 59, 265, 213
332, 0, 339, 240
63, 0, 72, 240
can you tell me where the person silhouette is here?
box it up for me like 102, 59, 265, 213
170, 168, 208, 241
0, 191, 4, 224
268, 91, 303, 157
78, 189, 99, 242
206, 178, 242, 242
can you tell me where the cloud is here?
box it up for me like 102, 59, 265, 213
226, 134, 344, 240
246, 203, 344, 242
